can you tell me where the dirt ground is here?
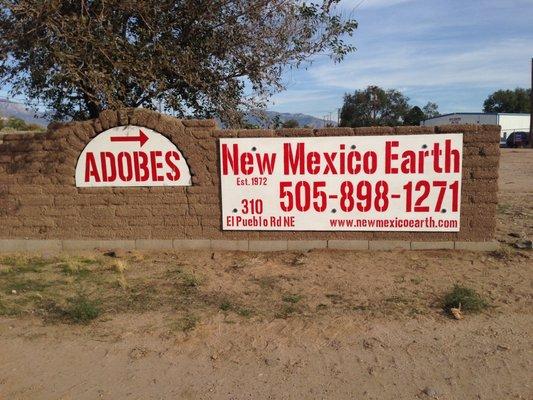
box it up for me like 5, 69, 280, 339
0, 149, 532, 400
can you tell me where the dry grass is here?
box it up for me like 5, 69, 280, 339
0, 247, 527, 327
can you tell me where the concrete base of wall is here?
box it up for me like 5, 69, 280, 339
0, 239, 500, 253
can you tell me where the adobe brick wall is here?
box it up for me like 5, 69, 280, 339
0, 108, 500, 241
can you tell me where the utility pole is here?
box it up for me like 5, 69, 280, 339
529, 57, 533, 148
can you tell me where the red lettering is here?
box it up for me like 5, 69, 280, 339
134, 151, 150, 181
165, 151, 181, 181
84, 152, 100, 182
256, 152, 277, 175
117, 152, 133, 181
150, 150, 164, 181
241, 152, 253, 175
283, 142, 304, 175
221, 144, 238, 175
385, 141, 399, 173
101, 152, 117, 182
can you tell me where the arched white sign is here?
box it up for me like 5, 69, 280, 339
75, 126, 191, 187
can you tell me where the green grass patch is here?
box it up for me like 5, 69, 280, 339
5, 277, 50, 293
282, 294, 303, 304
442, 285, 489, 314
173, 314, 199, 332
64, 295, 101, 324
275, 304, 297, 319
236, 307, 253, 317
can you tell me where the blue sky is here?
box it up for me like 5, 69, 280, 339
2, 0, 532, 121
268, 0, 533, 118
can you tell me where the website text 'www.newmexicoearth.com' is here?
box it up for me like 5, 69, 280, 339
329, 217, 458, 229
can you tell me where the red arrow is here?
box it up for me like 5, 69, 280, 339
110, 129, 149, 147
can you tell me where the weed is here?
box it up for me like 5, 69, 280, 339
174, 314, 198, 332
325, 293, 343, 304
116, 274, 128, 289
58, 262, 92, 278
64, 295, 100, 323
219, 300, 232, 311
291, 254, 306, 267
410, 276, 423, 285
255, 276, 278, 290
236, 307, 253, 317
385, 296, 410, 304
282, 294, 303, 304
275, 304, 297, 319
181, 272, 202, 288
5, 277, 50, 293
497, 203, 511, 214
0, 256, 49, 274
442, 285, 489, 314
109, 259, 128, 273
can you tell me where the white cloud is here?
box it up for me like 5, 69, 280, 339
340, 0, 415, 10
310, 38, 533, 90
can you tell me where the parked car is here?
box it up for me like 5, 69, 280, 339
505, 131, 530, 148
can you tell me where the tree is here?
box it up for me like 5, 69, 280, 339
281, 119, 299, 128
422, 102, 440, 119
270, 115, 282, 129
339, 86, 410, 127
404, 106, 425, 126
0, 116, 42, 131
483, 88, 531, 113
0, 1, 357, 125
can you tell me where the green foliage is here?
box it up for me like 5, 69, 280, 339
422, 101, 440, 119
340, 86, 440, 127
483, 88, 531, 113
340, 85, 411, 127
174, 314, 198, 332
271, 115, 282, 129
0, 116, 43, 131
442, 285, 488, 314
404, 106, 425, 126
282, 294, 303, 303
281, 119, 299, 128
0, 1, 357, 125
65, 295, 100, 323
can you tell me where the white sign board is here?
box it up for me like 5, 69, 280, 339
75, 126, 191, 187
220, 134, 463, 231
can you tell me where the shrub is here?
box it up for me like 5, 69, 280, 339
442, 285, 488, 314
65, 295, 100, 323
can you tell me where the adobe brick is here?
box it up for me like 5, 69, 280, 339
394, 126, 435, 135
115, 207, 152, 217
462, 131, 500, 143
182, 119, 217, 128
353, 126, 394, 136
275, 128, 314, 137
310, 127, 352, 137
19, 195, 54, 206
157, 114, 185, 137
92, 118, 104, 134
235, 129, 275, 138
472, 169, 498, 179
98, 109, 119, 130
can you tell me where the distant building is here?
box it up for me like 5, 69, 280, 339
422, 113, 530, 140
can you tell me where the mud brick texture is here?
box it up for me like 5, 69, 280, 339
0, 109, 500, 241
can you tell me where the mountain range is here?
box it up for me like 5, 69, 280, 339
0, 99, 48, 126
0, 99, 333, 129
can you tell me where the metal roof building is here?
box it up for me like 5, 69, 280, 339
422, 112, 530, 139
